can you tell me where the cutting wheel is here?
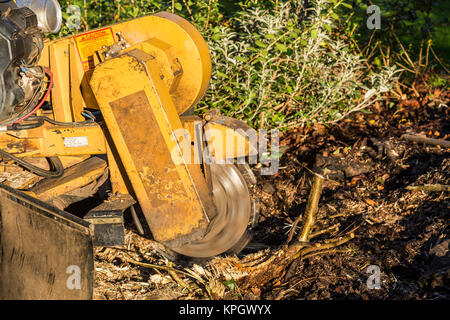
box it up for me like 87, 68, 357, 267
172, 163, 256, 258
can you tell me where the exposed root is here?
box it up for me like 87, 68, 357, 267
286, 173, 355, 261
167, 262, 191, 291
309, 223, 341, 239
401, 134, 450, 148
297, 233, 355, 259
124, 258, 196, 281
301, 248, 353, 260
406, 184, 450, 192
298, 174, 324, 242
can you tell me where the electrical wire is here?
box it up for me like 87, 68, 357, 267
26, 115, 95, 127
1, 65, 94, 177
12, 67, 53, 124
7, 114, 96, 131
7, 118, 44, 131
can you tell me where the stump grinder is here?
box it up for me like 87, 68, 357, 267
0, 0, 259, 299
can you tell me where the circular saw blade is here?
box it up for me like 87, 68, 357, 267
172, 164, 252, 258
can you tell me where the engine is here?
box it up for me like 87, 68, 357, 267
0, 0, 61, 125
0, 0, 44, 124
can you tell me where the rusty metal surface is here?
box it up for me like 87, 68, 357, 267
107, 90, 209, 245
90, 50, 217, 247
0, 184, 94, 300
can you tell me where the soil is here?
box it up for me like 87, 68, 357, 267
93, 83, 449, 300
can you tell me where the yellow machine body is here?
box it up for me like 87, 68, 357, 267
0, 12, 254, 247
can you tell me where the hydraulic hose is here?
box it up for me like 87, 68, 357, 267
0, 149, 64, 178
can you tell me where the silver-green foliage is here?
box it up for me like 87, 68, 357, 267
199, 0, 398, 129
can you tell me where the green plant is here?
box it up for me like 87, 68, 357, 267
199, 0, 398, 128
337, 0, 449, 78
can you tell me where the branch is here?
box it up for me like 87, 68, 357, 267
298, 174, 325, 242
406, 184, 450, 192
401, 134, 450, 148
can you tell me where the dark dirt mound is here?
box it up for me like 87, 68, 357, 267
252, 86, 449, 300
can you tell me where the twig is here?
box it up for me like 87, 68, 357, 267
167, 262, 190, 291
259, 112, 266, 129
411, 82, 420, 98
204, 0, 212, 31
297, 233, 355, 258
125, 258, 194, 280
309, 223, 340, 239
336, 222, 362, 239
430, 46, 450, 73
298, 174, 324, 242
418, 39, 424, 69
182, 0, 192, 16
425, 40, 431, 70
351, 37, 372, 71
395, 61, 416, 74
401, 134, 450, 148
406, 184, 450, 192
302, 248, 353, 260
392, 32, 417, 75
362, 30, 376, 55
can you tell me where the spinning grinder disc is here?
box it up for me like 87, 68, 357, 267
172, 164, 253, 258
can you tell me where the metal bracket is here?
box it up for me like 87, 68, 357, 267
84, 194, 135, 247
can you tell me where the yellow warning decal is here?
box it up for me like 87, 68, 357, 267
74, 27, 115, 71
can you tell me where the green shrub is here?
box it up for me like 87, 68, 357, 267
337, 0, 449, 73
199, 0, 398, 128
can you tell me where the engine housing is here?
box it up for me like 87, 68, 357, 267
0, 0, 43, 125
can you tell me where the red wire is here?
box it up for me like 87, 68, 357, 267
12, 67, 54, 124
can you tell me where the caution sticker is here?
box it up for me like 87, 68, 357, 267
74, 27, 115, 71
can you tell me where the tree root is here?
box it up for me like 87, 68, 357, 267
406, 184, 450, 192
310, 223, 341, 239
286, 173, 355, 261
125, 258, 193, 279
301, 248, 353, 260
296, 233, 355, 259
401, 134, 450, 148
298, 174, 324, 242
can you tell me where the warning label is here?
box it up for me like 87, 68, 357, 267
74, 27, 115, 71
63, 136, 89, 148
